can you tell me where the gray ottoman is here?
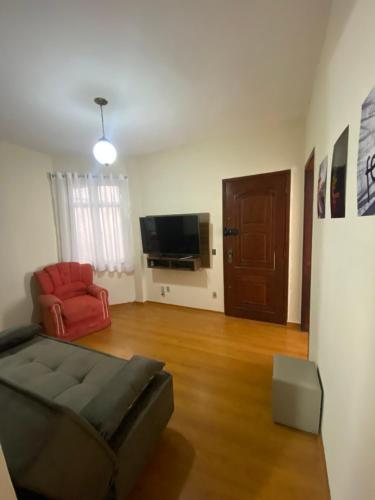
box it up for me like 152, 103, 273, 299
272, 355, 322, 434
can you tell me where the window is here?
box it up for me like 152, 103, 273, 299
51, 173, 134, 273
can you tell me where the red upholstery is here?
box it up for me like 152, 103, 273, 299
62, 295, 104, 324
55, 282, 87, 301
35, 262, 111, 341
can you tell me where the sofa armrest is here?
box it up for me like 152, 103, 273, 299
39, 294, 62, 309
81, 356, 165, 440
0, 324, 42, 353
87, 284, 109, 300
0, 378, 116, 500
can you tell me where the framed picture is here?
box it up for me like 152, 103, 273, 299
330, 127, 349, 218
317, 157, 328, 218
357, 86, 375, 215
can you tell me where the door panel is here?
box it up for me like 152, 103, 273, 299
236, 191, 274, 266
223, 171, 290, 324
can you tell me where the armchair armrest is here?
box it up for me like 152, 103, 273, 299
39, 294, 62, 309
87, 285, 110, 321
87, 284, 109, 300
38, 295, 65, 338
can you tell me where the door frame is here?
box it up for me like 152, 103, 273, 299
301, 151, 314, 332
222, 170, 291, 324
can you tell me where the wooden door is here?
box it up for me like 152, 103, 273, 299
301, 152, 314, 332
223, 171, 290, 324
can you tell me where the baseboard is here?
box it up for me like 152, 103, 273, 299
287, 322, 301, 330
318, 435, 331, 498
143, 300, 223, 314
116, 303, 305, 327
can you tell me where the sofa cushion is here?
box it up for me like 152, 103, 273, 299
0, 336, 126, 413
80, 355, 165, 440
0, 324, 42, 353
62, 295, 104, 324
54, 282, 88, 301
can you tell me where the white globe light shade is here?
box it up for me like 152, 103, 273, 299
93, 139, 117, 165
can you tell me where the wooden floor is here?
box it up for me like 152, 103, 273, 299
77, 302, 329, 500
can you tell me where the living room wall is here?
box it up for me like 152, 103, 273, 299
0, 142, 58, 329
0, 142, 137, 330
131, 119, 305, 323
305, 0, 375, 498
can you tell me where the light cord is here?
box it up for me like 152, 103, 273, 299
100, 105, 105, 138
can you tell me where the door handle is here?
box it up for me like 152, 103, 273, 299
224, 227, 239, 236
227, 248, 233, 264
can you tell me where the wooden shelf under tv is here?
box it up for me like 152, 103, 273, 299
147, 255, 201, 271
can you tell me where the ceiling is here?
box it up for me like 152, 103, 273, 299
0, 0, 330, 157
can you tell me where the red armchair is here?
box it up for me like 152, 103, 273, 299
35, 262, 111, 341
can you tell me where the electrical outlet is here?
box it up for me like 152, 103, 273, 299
166, 286, 170, 292
212, 249, 216, 255
212, 291, 217, 298
161, 286, 165, 297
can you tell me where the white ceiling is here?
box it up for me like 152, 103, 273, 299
0, 0, 330, 157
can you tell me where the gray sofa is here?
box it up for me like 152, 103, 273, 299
0, 325, 174, 500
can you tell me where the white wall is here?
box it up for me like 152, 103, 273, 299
131, 119, 305, 323
305, 0, 375, 498
0, 142, 58, 329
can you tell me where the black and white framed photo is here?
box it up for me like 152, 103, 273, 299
317, 157, 328, 218
357, 86, 375, 216
330, 126, 349, 219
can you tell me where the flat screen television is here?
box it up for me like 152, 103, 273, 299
140, 214, 201, 256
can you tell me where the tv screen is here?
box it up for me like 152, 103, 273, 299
140, 215, 200, 256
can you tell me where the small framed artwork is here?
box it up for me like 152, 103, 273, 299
357, 86, 375, 215
330, 126, 349, 218
317, 157, 328, 218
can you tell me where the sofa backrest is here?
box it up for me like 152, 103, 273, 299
35, 262, 93, 300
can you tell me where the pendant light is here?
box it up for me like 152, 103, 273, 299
93, 97, 117, 166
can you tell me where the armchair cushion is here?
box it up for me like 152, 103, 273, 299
62, 295, 104, 325
36, 263, 94, 295
45, 264, 63, 287
0, 324, 42, 352
54, 281, 88, 301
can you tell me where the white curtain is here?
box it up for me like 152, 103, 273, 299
50, 172, 134, 273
